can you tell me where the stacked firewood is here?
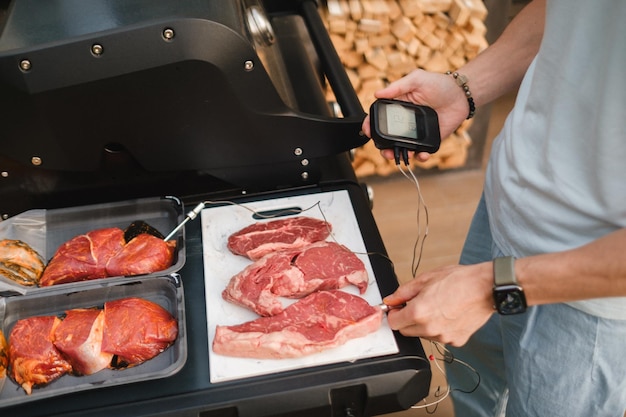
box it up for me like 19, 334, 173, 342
320, 0, 489, 176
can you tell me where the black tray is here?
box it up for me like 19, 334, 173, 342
0, 274, 187, 407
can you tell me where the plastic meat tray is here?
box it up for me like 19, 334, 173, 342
0, 274, 186, 407
0, 196, 186, 295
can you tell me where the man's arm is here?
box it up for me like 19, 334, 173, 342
518, 228, 626, 305
460, 0, 546, 107
383, 227, 626, 346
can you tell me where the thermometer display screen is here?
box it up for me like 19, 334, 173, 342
383, 103, 418, 139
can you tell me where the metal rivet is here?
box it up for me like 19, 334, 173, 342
294, 148, 303, 156
301, 159, 309, 166
301, 172, 309, 180
20, 59, 31, 71
91, 44, 104, 56
163, 28, 175, 41
31, 156, 42, 166
2, 214, 8, 220
1, 171, 8, 178
244, 60, 254, 71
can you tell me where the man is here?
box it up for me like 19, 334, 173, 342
361, 0, 626, 415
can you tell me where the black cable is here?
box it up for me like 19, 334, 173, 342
393, 147, 402, 166
402, 148, 410, 166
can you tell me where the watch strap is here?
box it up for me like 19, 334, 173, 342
494, 256, 517, 287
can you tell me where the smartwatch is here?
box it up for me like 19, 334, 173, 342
493, 256, 527, 315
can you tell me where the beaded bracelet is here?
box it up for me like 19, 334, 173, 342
446, 70, 476, 119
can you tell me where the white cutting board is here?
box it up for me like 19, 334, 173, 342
201, 190, 399, 383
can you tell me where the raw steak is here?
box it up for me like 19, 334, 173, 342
227, 216, 331, 260
222, 241, 369, 316
213, 290, 383, 359
101, 298, 178, 367
9, 316, 73, 394
53, 309, 113, 375
105, 234, 176, 277
39, 228, 126, 286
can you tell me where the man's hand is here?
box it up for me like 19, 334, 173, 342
383, 262, 495, 347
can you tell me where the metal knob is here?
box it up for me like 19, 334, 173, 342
91, 44, 104, 56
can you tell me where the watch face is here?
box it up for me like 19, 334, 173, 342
494, 286, 527, 315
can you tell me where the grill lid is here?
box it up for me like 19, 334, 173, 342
0, 0, 366, 173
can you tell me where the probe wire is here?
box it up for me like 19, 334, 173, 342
397, 161, 429, 277
394, 159, 481, 413
411, 340, 481, 413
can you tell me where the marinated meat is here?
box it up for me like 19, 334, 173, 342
9, 316, 73, 394
39, 228, 126, 286
105, 234, 176, 277
0, 329, 7, 380
5, 297, 178, 395
0, 239, 46, 286
213, 290, 383, 359
53, 309, 112, 375
39, 226, 176, 287
222, 241, 369, 316
101, 298, 178, 367
227, 216, 331, 260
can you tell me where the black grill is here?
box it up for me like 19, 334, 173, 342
0, 1, 431, 416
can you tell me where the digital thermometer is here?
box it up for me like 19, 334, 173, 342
369, 99, 441, 155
